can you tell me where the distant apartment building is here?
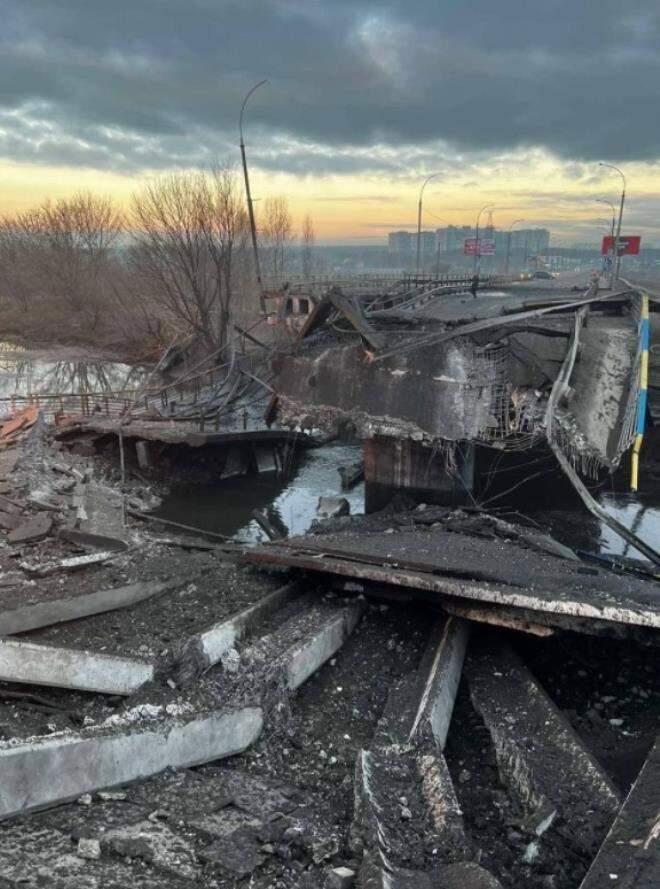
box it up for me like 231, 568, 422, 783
388, 230, 437, 258
500, 228, 551, 256
388, 231, 413, 253
436, 226, 475, 252
434, 225, 550, 258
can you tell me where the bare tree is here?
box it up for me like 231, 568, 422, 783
0, 192, 123, 324
301, 214, 316, 280
261, 196, 293, 286
131, 167, 249, 352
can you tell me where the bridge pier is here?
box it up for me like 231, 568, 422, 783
363, 437, 474, 513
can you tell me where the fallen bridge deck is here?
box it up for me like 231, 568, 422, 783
245, 523, 660, 634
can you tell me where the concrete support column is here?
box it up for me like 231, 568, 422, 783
363, 437, 474, 513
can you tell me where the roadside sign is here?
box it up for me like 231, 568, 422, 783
464, 238, 496, 256
601, 235, 641, 256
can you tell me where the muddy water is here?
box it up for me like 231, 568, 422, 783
154, 443, 365, 543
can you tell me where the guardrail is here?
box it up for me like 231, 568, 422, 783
366, 275, 512, 314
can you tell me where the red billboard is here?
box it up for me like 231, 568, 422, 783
601, 235, 641, 256
464, 238, 496, 256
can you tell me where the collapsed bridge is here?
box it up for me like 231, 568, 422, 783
268, 275, 651, 520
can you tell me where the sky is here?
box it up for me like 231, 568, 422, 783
1, 0, 660, 245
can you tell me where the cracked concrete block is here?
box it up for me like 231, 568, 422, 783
0, 707, 263, 820
8, 512, 53, 544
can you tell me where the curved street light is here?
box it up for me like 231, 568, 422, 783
598, 162, 626, 288
239, 80, 269, 311
474, 203, 495, 274
415, 173, 440, 282
504, 218, 526, 275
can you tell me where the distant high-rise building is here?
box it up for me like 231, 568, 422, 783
436, 226, 475, 252
388, 231, 413, 253
388, 230, 437, 260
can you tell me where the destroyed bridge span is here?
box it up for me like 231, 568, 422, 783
267, 275, 655, 549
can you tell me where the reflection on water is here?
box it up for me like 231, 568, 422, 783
0, 345, 146, 403
598, 493, 660, 562
154, 444, 365, 543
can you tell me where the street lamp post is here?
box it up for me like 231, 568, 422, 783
415, 173, 440, 283
504, 218, 526, 275
240, 79, 268, 312
595, 198, 616, 277
474, 204, 495, 274
598, 163, 626, 289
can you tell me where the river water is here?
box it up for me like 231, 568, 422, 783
153, 442, 660, 560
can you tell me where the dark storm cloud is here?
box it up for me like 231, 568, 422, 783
0, 0, 659, 173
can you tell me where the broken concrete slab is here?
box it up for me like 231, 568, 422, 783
325, 866, 357, 889
0, 706, 262, 820
0, 637, 154, 695
174, 582, 301, 685
246, 525, 660, 633
200, 824, 265, 877
435, 862, 504, 888
103, 819, 198, 880
467, 641, 621, 857
580, 734, 660, 889
317, 497, 350, 518
8, 512, 53, 544
0, 579, 174, 635
0, 509, 20, 530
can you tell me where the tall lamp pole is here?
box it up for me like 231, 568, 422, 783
598, 163, 626, 289
596, 198, 616, 276
415, 173, 440, 282
240, 79, 268, 313
474, 203, 495, 274
505, 218, 526, 275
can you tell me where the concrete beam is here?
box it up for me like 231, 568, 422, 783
467, 641, 621, 856
580, 734, 660, 888
174, 582, 301, 685
280, 600, 364, 690
354, 747, 468, 884
0, 638, 153, 695
408, 617, 470, 750
0, 580, 174, 636
0, 707, 262, 820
